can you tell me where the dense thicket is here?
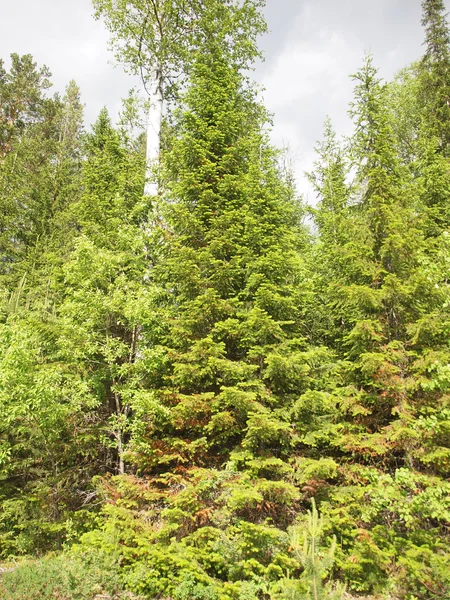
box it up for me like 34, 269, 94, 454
0, 1, 449, 599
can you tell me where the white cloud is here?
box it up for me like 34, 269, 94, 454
259, 22, 360, 198
256, 0, 450, 199
0, 0, 138, 126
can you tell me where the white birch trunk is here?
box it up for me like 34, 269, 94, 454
144, 69, 164, 196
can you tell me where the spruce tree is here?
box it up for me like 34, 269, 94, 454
417, 0, 450, 233
305, 57, 450, 595
420, 0, 450, 152
305, 118, 353, 347
127, 44, 308, 473
0, 60, 84, 293
56, 107, 147, 478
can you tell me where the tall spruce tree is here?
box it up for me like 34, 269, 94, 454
59, 108, 148, 477
420, 0, 450, 151
417, 0, 450, 233
305, 118, 353, 347
128, 44, 308, 472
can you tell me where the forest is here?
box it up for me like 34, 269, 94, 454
0, 0, 449, 598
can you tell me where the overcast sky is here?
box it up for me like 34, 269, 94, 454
2, 0, 449, 200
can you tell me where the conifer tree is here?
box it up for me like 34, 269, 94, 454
417, 0, 450, 233
129, 42, 308, 474
0, 54, 52, 160
304, 57, 450, 595
308, 119, 349, 247
280, 500, 343, 600
331, 56, 437, 471
305, 118, 353, 346
0, 61, 84, 293
420, 0, 450, 152
57, 108, 147, 477
1, 55, 54, 283
71, 42, 317, 600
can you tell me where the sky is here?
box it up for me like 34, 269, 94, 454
1, 0, 449, 200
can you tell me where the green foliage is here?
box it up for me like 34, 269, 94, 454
2, 2, 450, 599
92, 0, 267, 95
0, 56, 83, 287
0, 550, 128, 600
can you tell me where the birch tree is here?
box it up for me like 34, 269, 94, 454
92, 0, 266, 195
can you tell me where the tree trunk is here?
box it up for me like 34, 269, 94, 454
144, 69, 164, 197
